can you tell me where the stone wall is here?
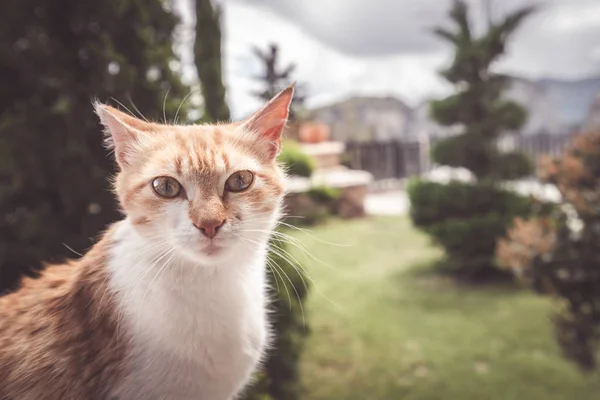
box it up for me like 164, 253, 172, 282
284, 182, 367, 223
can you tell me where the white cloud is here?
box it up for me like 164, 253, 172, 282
223, 2, 453, 119
495, 0, 600, 79
177, 0, 600, 120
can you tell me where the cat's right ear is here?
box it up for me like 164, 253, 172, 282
93, 101, 155, 168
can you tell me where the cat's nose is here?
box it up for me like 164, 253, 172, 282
194, 219, 226, 239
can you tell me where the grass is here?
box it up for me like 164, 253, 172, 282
286, 216, 600, 400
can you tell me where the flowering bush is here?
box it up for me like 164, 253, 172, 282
498, 131, 600, 370
496, 216, 556, 288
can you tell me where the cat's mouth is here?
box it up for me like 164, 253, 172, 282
202, 242, 224, 255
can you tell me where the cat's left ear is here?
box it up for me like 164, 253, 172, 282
241, 83, 295, 159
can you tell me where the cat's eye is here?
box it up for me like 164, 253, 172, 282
225, 170, 254, 193
152, 176, 182, 199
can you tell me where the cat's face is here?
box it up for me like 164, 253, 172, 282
95, 86, 293, 265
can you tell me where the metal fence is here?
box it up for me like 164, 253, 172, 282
344, 132, 576, 189
344, 140, 425, 190
509, 132, 576, 160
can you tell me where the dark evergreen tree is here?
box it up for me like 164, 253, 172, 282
430, 0, 534, 181
408, 0, 536, 276
194, 0, 230, 122
0, 0, 189, 292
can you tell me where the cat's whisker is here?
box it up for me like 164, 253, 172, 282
119, 247, 172, 316
233, 234, 297, 307
233, 233, 307, 324
264, 227, 344, 272
180, 255, 185, 288
270, 238, 348, 316
131, 247, 176, 305
239, 212, 307, 225
266, 237, 312, 278
124, 244, 172, 291
236, 229, 346, 315
136, 249, 178, 330
275, 232, 340, 272
62, 243, 83, 257
97, 244, 171, 322
269, 256, 306, 326
277, 221, 351, 247
268, 246, 311, 300
264, 258, 282, 294
109, 97, 142, 122
162, 86, 171, 124
266, 258, 288, 303
174, 90, 197, 124
238, 228, 328, 272
127, 95, 151, 123
234, 230, 312, 280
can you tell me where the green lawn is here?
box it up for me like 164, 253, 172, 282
288, 217, 600, 400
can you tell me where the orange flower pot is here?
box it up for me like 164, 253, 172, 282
299, 123, 330, 143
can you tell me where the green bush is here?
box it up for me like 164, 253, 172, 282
408, 180, 531, 225
298, 185, 341, 225
278, 141, 315, 177
307, 185, 340, 205
242, 234, 309, 400
408, 180, 537, 275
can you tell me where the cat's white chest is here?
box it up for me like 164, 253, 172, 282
107, 221, 269, 400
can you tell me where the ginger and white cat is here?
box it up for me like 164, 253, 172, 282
0, 85, 294, 399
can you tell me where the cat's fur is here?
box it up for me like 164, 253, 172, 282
0, 85, 294, 399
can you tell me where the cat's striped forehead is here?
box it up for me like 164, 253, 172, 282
134, 124, 265, 183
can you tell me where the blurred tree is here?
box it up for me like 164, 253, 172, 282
0, 0, 188, 292
194, 0, 230, 122
408, 0, 536, 277
251, 43, 305, 120
429, 0, 534, 180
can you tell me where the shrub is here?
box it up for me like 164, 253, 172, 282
278, 141, 315, 178
307, 185, 340, 205
242, 234, 309, 400
499, 131, 600, 371
408, 180, 539, 275
408, 180, 533, 226
301, 185, 341, 225
284, 185, 341, 226
405, 186, 546, 278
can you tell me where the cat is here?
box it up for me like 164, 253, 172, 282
0, 84, 294, 399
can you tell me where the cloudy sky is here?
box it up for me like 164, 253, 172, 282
177, 0, 600, 119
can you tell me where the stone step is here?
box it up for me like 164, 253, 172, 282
286, 166, 373, 193
299, 141, 345, 169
